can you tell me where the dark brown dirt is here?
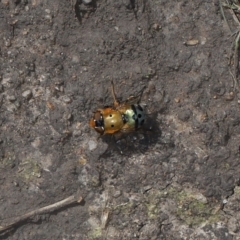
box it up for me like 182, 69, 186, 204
1, 0, 240, 239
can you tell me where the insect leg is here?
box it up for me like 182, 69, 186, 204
123, 85, 146, 105
136, 86, 146, 104
111, 80, 120, 107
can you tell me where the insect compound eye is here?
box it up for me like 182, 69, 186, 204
94, 112, 104, 127
95, 119, 103, 127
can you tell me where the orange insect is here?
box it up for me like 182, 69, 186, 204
89, 81, 145, 135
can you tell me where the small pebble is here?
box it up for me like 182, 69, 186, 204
22, 90, 32, 99
174, 98, 180, 103
113, 190, 122, 198
31, 137, 41, 148
184, 39, 199, 46
178, 109, 192, 122
2, 77, 12, 87
59, 86, 64, 92
13, 181, 19, 187
45, 15, 52, 20
83, 0, 92, 4
152, 23, 160, 30
143, 185, 152, 192
225, 92, 234, 101
62, 95, 72, 104
4, 38, 11, 47
67, 114, 72, 120
7, 95, 16, 102
6, 103, 18, 112
72, 55, 80, 63
88, 140, 97, 151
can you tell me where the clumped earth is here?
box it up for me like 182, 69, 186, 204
1, 0, 240, 239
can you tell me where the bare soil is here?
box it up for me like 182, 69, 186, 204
1, 0, 240, 239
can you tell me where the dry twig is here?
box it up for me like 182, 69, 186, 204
0, 193, 83, 234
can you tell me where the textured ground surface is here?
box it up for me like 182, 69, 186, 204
1, 0, 240, 239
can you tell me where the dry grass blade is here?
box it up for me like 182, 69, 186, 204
221, 0, 240, 90
220, 0, 232, 32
